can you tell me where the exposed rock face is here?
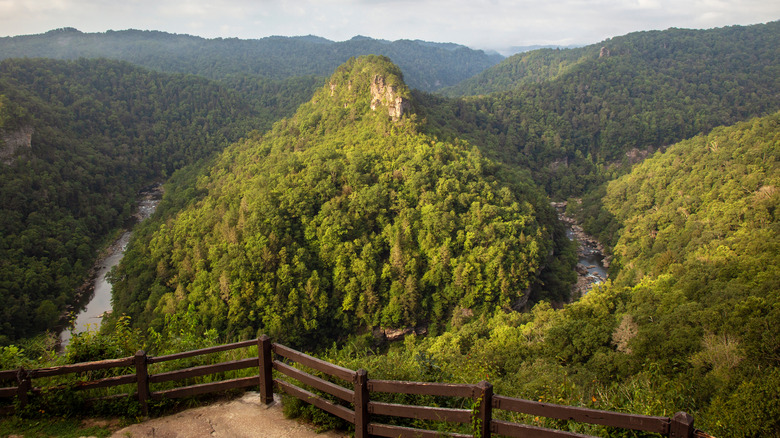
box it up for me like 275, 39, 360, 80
0, 125, 33, 164
548, 157, 569, 171
511, 288, 531, 311
599, 46, 610, 58
623, 146, 666, 165
374, 325, 427, 342
369, 74, 411, 120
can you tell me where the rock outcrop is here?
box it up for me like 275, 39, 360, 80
0, 124, 33, 164
323, 55, 412, 122
370, 74, 411, 120
374, 325, 428, 342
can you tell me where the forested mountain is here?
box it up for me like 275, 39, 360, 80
108, 56, 575, 347
0, 20, 778, 438
0, 58, 316, 342
441, 21, 780, 97
0, 28, 503, 91
329, 111, 780, 437
439, 46, 594, 97
423, 21, 780, 198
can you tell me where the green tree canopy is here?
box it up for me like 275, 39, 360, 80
110, 56, 573, 347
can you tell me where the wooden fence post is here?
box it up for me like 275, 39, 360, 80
258, 335, 274, 405
472, 380, 493, 438
16, 368, 31, 408
134, 350, 149, 417
476, 380, 493, 438
670, 411, 694, 438
354, 369, 369, 438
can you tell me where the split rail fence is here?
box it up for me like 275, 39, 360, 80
0, 335, 699, 437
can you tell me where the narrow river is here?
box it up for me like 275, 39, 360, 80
59, 185, 162, 348
553, 202, 609, 297
566, 228, 608, 285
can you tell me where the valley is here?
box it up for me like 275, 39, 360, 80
553, 202, 609, 297
58, 185, 162, 348
0, 21, 778, 437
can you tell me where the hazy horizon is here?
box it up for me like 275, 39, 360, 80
1, 0, 777, 53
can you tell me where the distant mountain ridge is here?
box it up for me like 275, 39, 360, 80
425, 20, 780, 200
0, 28, 503, 91
440, 20, 780, 97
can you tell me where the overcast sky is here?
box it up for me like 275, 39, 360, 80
1, 0, 777, 53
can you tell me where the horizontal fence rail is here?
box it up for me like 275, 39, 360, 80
0, 336, 699, 437
493, 395, 672, 435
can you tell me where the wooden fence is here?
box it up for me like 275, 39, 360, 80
0, 336, 700, 438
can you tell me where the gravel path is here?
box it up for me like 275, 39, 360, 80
110, 392, 348, 438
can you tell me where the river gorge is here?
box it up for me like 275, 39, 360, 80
58, 184, 163, 347
551, 202, 610, 298
58, 192, 605, 348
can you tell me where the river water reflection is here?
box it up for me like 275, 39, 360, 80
59, 186, 162, 348
566, 228, 609, 287
553, 202, 609, 296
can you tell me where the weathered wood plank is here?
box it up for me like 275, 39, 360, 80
88, 392, 131, 403
73, 374, 137, 391
28, 357, 134, 378
492, 420, 598, 438
149, 358, 257, 384
0, 387, 17, 397
368, 401, 472, 424
33, 374, 137, 393
0, 370, 18, 381
368, 379, 475, 398
148, 339, 257, 364
151, 375, 258, 400
272, 344, 355, 382
368, 423, 472, 438
274, 378, 355, 423
273, 360, 353, 402
493, 396, 670, 434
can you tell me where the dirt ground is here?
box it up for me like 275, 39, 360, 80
109, 392, 348, 438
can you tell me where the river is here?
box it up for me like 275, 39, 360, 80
59, 185, 162, 348
552, 202, 609, 297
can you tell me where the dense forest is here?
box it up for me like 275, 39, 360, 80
328, 112, 778, 437
0, 20, 778, 438
441, 22, 780, 98
108, 56, 575, 347
425, 21, 780, 199
0, 28, 502, 92
0, 58, 318, 342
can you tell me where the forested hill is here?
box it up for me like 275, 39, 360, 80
422, 21, 780, 198
109, 56, 575, 347
0, 58, 315, 343
0, 28, 503, 91
440, 21, 779, 97
327, 112, 780, 437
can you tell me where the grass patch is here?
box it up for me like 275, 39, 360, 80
0, 416, 117, 437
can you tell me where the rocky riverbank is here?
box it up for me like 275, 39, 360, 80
58, 184, 163, 348
551, 202, 610, 298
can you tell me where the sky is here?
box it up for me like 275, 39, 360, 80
1, 0, 778, 53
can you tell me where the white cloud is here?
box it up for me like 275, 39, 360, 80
0, 0, 777, 50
